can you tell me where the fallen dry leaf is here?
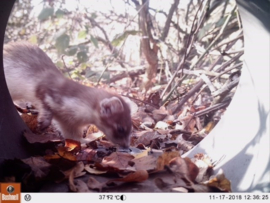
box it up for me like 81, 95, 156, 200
183, 157, 199, 182
135, 131, 161, 146
84, 164, 107, 175
194, 105, 206, 112
179, 114, 196, 133
152, 107, 169, 122
205, 169, 232, 192
156, 151, 180, 171
192, 154, 213, 182
76, 148, 100, 162
176, 105, 189, 118
145, 91, 161, 107
68, 162, 87, 191
86, 124, 99, 134
189, 183, 219, 192
110, 170, 149, 183
193, 159, 209, 182
133, 111, 148, 122
154, 121, 169, 130
202, 121, 216, 134
99, 139, 115, 148
21, 113, 38, 133
85, 132, 104, 142
85, 124, 104, 141
73, 179, 91, 192
133, 147, 151, 159
154, 174, 188, 192
24, 131, 63, 144
15, 104, 31, 114
69, 173, 78, 192
57, 146, 77, 161
131, 116, 141, 130
132, 155, 158, 171
171, 187, 189, 192
195, 116, 203, 131
87, 177, 105, 192
66, 161, 86, 179
121, 96, 138, 115
22, 157, 51, 179
97, 152, 134, 171
155, 177, 227, 192
155, 177, 171, 192
141, 116, 155, 128
169, 157, 199, 182
133, 108, 155, 128
155, 129, 170, 136
65, 139, 81, 152
200, 154, 213, 167
44, 153, 62, 162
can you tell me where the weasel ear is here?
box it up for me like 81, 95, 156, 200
100, 96, 124, 117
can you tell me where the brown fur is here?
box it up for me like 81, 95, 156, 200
3, 42, 132, 148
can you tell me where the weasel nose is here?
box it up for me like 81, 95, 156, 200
118, 147, 130, 152
119, 143, 129, 150
118, 140, 130, 151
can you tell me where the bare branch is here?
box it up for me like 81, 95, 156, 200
194, 99, 231, 117
160, 0, 207, 100
161, 0, 180, 41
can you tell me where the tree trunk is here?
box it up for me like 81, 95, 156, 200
132, 0, 159, 92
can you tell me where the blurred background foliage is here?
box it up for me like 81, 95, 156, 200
5, 0, 243, 103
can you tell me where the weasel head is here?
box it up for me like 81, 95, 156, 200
98, 96, 132, 149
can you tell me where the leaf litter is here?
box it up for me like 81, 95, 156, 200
3, 88, 233, 193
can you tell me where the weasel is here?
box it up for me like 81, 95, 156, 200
3, 42, 132, 148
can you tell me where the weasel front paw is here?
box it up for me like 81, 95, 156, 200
37, 106, 53, 131
37, 114, 52, 131
37, 119, 51, 131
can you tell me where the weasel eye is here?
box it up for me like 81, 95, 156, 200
117, 125, 125, 134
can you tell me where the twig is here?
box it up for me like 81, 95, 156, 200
199, 74, 216, 92
211, 33, 243, 51
86, 16, 113, 51
161, 0, 207, 100
221, 0, 229, 18
127, 0, 147, 29
109, 69, 145, 83
172, 80, 205, 114
61, 55, 71, 78
190, 36, 242, 105
169, 129, 192, 135
160, 0, 180, 41
212, 78, 239, 97
97, 65, 109, 85
190, 4, 237, 70
85, 14, 134, 80
194, 100, 231, 117
149, 7, 188, 35
120, 94, 159, 109
172, 39, 242, 114
164, 3, 238, 107
191, 62, 242, 105
222, 48, 244, 55
215, 51, 243, 72
236, 9, 243, 29
212, 63, 242, 81
183, 69, 228, 79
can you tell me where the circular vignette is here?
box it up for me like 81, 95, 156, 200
0, 0, 31, 169
0, 0, 269, 192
